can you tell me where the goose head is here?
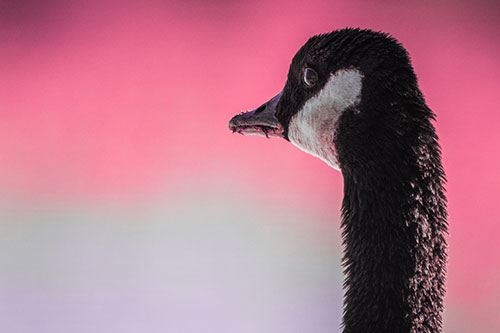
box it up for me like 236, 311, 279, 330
229, 28, 420, 175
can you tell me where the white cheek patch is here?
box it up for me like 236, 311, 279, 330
288, 68, 363, 170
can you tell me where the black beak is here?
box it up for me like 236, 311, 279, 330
228, 92, 284, 138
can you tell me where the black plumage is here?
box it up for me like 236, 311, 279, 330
229, 28, 447, 333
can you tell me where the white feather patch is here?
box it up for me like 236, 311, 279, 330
288, 68, 364, 170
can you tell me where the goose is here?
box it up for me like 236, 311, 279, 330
228, 28, 447, 332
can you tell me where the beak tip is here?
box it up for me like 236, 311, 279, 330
228, 91, 284, 138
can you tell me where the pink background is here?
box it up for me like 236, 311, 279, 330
1, 0, 499, 332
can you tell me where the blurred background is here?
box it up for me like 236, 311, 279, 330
1, 0, 499, 332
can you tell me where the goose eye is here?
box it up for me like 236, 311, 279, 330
303, 67, 318, 86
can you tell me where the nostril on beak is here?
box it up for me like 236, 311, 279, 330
255, 104, 266, 114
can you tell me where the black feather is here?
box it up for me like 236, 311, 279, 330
281, 29, 448, 332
